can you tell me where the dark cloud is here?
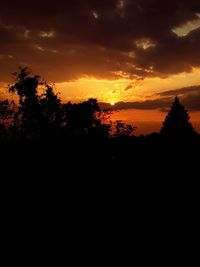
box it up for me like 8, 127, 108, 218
158, 84, 200, 110
99, 98, 172, 111
100, 95, 200, 111
183, 92, 200, 111
0, 0, 200, 82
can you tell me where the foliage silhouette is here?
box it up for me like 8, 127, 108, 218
40, 85, 63, 138
9, 67, 44, 139
5, 68, 111, 142
0, 100, 15, 139
114, 120, 136, 137
63, 98, 111, 141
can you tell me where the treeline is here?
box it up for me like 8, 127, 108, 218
0, 68, 200, 178
0, 68, 199, 159
0, 68, 136, 143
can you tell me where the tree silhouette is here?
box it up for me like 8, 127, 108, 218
9, 68, 44, 139
63, 98, 110, 138
0, 100, 15, 139
40, 85, 63, 138
6, 68, 112, 142
1, 66, 199, 166
160, 96, 196, 139
8, 68, 64, 140
114, 120, 136, 137
0, 100, 14, 125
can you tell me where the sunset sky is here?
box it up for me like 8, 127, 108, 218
0, 0, 200, 133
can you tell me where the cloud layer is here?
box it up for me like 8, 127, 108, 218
100, 84, 200, 111
0, 0, 200, 82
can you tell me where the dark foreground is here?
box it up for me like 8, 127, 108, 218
1, 134, 199, 178
1, 136, 199, 252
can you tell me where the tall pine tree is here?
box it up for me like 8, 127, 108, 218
161, 96, 196, 139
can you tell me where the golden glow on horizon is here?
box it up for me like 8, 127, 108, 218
54, 68, 200, 103
110, 109, 200, 135
1, 69, 200, 135
1, 68, 200, 105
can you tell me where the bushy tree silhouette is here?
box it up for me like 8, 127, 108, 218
9, 68, 44, 138
7, 68, 64, 140
5, 68, 111, 141
161, 96, 196, 139
64, 98, 110, 138
40, 85, 63, 138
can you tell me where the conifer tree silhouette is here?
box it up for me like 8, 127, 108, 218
161, 96, 196, 138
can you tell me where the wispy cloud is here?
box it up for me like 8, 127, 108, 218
158, 85, 200, 96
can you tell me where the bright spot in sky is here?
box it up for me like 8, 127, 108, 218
92, 10, 99, 19
135, 38, 156, 50
117, 0, 125, 9
40, 30, 55, 38
111, 102, 116, 106
172, 14, 200, 36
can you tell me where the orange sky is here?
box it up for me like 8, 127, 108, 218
1, 67, 200, 135
110, 109, 200, 135
0, 1, 200, 135
0, 66, 200, 104
54, 67, 200, 104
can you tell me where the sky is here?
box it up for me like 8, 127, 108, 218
0, 0, 200, 133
